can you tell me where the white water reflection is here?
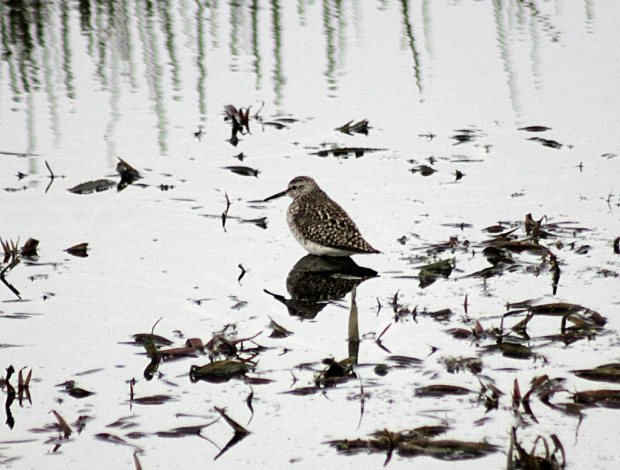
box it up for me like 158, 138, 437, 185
1, 1, 619, 469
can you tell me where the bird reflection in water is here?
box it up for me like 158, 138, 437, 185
264, 254, 378, 320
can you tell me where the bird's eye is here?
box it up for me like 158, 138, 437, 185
291, 185, 297, 190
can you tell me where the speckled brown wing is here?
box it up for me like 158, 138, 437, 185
290, 193, 378, 253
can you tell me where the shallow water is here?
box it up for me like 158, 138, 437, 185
1, 1, 620, 469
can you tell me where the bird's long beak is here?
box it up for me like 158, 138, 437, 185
261, 189, 288, 202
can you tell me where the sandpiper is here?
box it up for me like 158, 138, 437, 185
263, 176, 380, 257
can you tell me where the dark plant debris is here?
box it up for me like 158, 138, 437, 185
132, 333, 174, 347
189, 359, 255, 383
410, 164, 436, 176
116, 158, 141, 190
451, 128, 485, 145
518, 126, 552, 132
65, 243, 89, 257
572, 389, 620, 408
116, 158, 140, 180
415, 258, 454, 288
213, 407, 250, 460
224, 103, 294, 145
222, 166, 260, 177
311, 147, 386, 158
68, 179, 116, 194
51, 410, 72, 438
508, 427, 565, 470
329, 426, 497, 463
57, 380, 95, 399
268, 317, 294, 338
130, 394, 177, 405
572, 363, 620, 384
443, 356, 482, 375
415, 384, 473, 397
335, 119, 370, 135
528, 137, 563, 149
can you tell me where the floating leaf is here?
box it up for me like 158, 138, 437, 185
150, 336, 203, 358
57, 380, 94, 399
425, 308, 453, 321
572, 389, 620, 408
65, 243, 89, 257
415, 384, 472, 397
131, 394, 176, 405
491, 240, 550, 254
68, 179, 116, 194
317, 357, 356, 385
156, 419, 219, 439
132, 333, 174, 346
107, 415, 139, 429
518, 126, 551, 132
311, 147, 386, 158
244, 376, 274, 385
493, 342, 534, 359
329, 427, 496, 462
261, 121, 288, 129
21, 238, 39, 257
387, 355, 423, 368
240, 217, 268, 229
528, 303, 606, 326
483, 224, 513, 234
575, 245, 590, 254
158, 346, 200, 358
186, 338, 204, 349
528, 137, 563, 149
376, 425, 449, 440
573, 364, 620, 384
447, 328, 476, 339
189, 359, 253, 383
397, 439, 498, 460
417, 259, 454, 287
284, 386, 320, 396
410, 164, 436, 176
335, 119, 370, 135
222, 166, 259, 177
95, 433, 132, 446
451, 128, 484, 145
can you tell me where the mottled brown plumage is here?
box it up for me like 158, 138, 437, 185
265, 176, 379, 257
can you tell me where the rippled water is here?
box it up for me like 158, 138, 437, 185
1, 1, 619, 469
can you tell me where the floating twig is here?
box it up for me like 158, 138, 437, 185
222, 192, 231, 232
45, 161, 55, 193
246, 387, 254, 424
45, 160, 55, 179
237, 264, 246, 285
